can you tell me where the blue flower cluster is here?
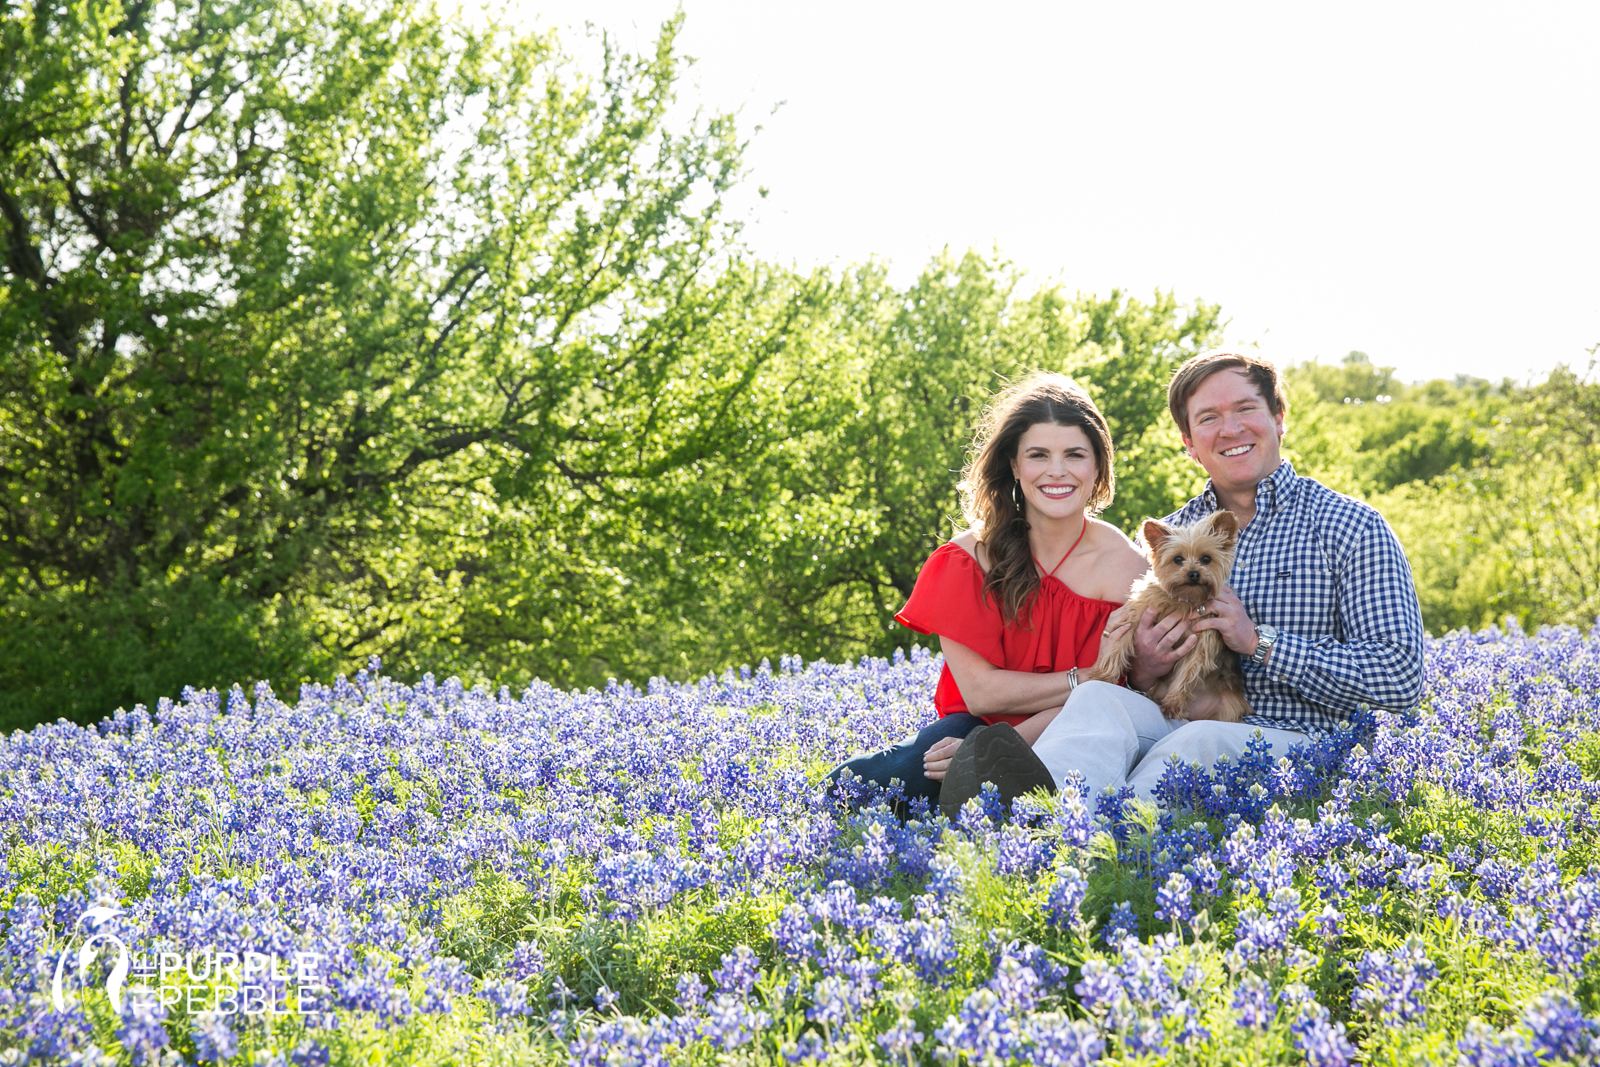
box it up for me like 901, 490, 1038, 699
3, 625, 1600, 1065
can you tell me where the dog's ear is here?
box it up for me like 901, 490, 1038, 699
1141, 519, 1171, 552
1207, 509, 1239, 547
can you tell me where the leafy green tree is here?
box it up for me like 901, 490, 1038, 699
1457, 363, 1600, 629
0, 0, 766, 725
1284, 357, 1500, 497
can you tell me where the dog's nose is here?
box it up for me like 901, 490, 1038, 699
1187, 570, 1200, 583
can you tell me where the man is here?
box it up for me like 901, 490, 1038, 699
934, 347, 1426, 805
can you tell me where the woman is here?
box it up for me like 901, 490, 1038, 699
829, 373, 1147, 813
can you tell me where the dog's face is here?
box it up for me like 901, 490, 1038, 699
1141, 511, 1239, 606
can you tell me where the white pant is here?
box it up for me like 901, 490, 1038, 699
1031, 681, 1309, 802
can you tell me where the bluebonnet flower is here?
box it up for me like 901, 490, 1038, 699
934, 988, 1019, 1064
701, 992, 770, 1050
713, 946, 762, 997
1103, 901, 1138, 944
290, 1040, 331, 1067
337, 957, 415, 1028
1352, 937, 1437, 1024
421, 957, 472, 1014
806, 975, 860, 1028
1025, 1012, 1103, 1067
987, 957, 1040, 1014
191, 1011, 239, 1063
876, 1017, 923, 1058
909, 917, 959, 983
1316, 860, 1350, 901
506, 940, 546, 981
1522, 991, 1600, 1062
1044, 865, 1088, 929
19, 1006, 93, 1064
113, 998, 169, 1066
994, 825, 1050, 876
998, 941, 1069, 991
1475, 858, 1516, 900
1075, 934, 1196, 1057
783, 1031, 829, 1062
482, 977, 534, 1020
1154, 873, 1193, 926
1232, 973, 1275, 1030
674, 973, 708, 1013
1457, 1020, 1541, 1067
1397, 860, 1436, 894
771, 903, 817, 963
1052, 779, 1095, 848
569, 1016, 680, 1067
1227, 891, 1301, 967
1185, 853, 1223, 898
1094, 786, 1140, 843
925, 854, 962, 901
1291, 1000, 1356, 1066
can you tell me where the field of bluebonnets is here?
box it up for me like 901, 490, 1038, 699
6, 624, 1600, 1066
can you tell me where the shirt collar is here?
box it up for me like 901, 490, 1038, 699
1197, 460, 1297, 519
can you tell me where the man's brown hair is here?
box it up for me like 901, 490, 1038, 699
1167, 348, 1288, 438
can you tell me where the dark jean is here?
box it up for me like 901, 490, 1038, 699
828, 712, 984, 812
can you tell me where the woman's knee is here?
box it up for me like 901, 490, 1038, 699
1069, 680, 1124, 704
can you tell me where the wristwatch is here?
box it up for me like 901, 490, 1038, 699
1250, 624, 1278, 665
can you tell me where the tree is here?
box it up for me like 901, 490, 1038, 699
0, 0, 768, 725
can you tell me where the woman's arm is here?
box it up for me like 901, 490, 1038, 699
940, 636, 1077, 717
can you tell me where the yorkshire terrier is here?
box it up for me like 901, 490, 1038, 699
1085, 510, 1250, 722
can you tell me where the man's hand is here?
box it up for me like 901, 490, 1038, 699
923, 735, 963, 782
1191, 587, 1260, 656
1129, 607, 1197, 691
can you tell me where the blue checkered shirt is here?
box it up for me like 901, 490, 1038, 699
1162, 460, 1425, 735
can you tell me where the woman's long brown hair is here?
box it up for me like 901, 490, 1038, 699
959, 373, 1115, 626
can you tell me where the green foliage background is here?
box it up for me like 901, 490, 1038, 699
2, 0, 1596, 730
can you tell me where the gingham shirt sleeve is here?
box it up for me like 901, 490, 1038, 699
1261, 511, 1425, 712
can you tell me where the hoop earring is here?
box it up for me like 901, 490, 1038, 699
1012, 480, 1024, 512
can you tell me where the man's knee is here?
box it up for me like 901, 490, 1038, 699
1174, 718, 1236, 744
1164, 720, 1306, 764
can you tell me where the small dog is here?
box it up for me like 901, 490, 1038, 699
1085, 510, 1250, 722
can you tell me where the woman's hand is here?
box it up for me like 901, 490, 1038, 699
923, 735, 964, 781
1102, 605, 1135, 647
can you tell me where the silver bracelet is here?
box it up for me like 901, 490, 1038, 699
1066, 667, 1079, 691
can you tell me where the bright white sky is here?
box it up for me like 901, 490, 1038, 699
507, 0, 1600, 385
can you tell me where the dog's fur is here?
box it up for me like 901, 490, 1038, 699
1085, 511, 1251, 722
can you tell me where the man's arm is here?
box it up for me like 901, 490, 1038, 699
1262, 514, 1425, 711
1194, 513, 1425, 712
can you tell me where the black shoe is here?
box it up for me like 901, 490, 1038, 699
939, 722, 1057, 822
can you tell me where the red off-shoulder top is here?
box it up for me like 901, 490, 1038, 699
894, 542, 1121, 727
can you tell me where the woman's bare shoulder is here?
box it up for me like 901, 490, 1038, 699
949, 529, 989, 571
1082, 519, 1151, 602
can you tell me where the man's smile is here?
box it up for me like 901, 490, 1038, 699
1221, 444, 1254, 457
